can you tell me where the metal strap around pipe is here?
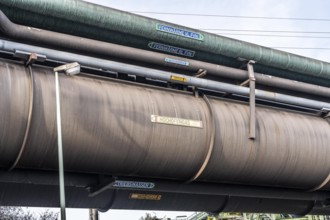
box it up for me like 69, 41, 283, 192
8, 65, 34, 171
309, 118, 330, 191
297, 201, 316, 216
98, 190, 117, 212
309, 171, 330, 192
186, 94, 215, 183
215, 195, 230, 214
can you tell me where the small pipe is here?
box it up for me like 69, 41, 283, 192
54, 70, 66, 220
89, 209, 99, 220
186, 94, 215, 183
1, 40, 330, 111
0, 10, 329, 98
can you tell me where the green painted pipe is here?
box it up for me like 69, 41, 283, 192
1, 0, 330, 86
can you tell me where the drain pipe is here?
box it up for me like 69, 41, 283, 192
52, 62, 81, 220
1, 40, 329, 111
0, 10, 330, 98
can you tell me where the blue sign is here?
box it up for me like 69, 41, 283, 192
156, 24, 204, 41
112, 180, 155, 189
148, 42, 195, 57
165, 57, 189, 66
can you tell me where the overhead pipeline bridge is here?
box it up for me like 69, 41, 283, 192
0, 0, 329, 217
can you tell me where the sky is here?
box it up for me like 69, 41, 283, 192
29, 0, 330, 219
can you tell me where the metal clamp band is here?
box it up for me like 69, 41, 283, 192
309, 119, 330, 191
213, 195, 230, 214
297, 200, 316, 216
186, 94, 215, 183
309, 173, 330, 192
8, 65, 34, 171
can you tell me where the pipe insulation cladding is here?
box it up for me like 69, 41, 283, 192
1, 59, 330, 191
0, 11, 330, 99
1, 0, 330, 86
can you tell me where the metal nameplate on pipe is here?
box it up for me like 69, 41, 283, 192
111, 180, 155, 189
148, 42, 195, 57
151, 115, 203, 128
129, 193, 162, 201
156, 24, 204, 41
165, 57, 189, 66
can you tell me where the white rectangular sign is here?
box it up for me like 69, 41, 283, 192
151, 115, 203, 128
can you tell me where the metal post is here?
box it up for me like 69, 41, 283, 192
247, 61, 256, 139
89, 209, 99, 220
55, 71, 66, 220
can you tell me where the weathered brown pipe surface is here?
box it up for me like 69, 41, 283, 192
0, 10, 330, 98
1, 59, 330, 191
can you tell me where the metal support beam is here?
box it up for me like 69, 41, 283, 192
89, 209, 99, 220
13, 50, 46, 64
88, 177, 115, 197
192, 69, 207, 97
7, 51, 38, 171
247, 61, 256, 139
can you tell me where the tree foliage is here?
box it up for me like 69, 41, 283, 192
0, 207, 58, 220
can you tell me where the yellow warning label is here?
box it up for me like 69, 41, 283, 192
129, 193, 162, 201
170, 75, 187, 82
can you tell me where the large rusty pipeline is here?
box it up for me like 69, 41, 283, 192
0, 10, 330, 99
1, 59, 330, 191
